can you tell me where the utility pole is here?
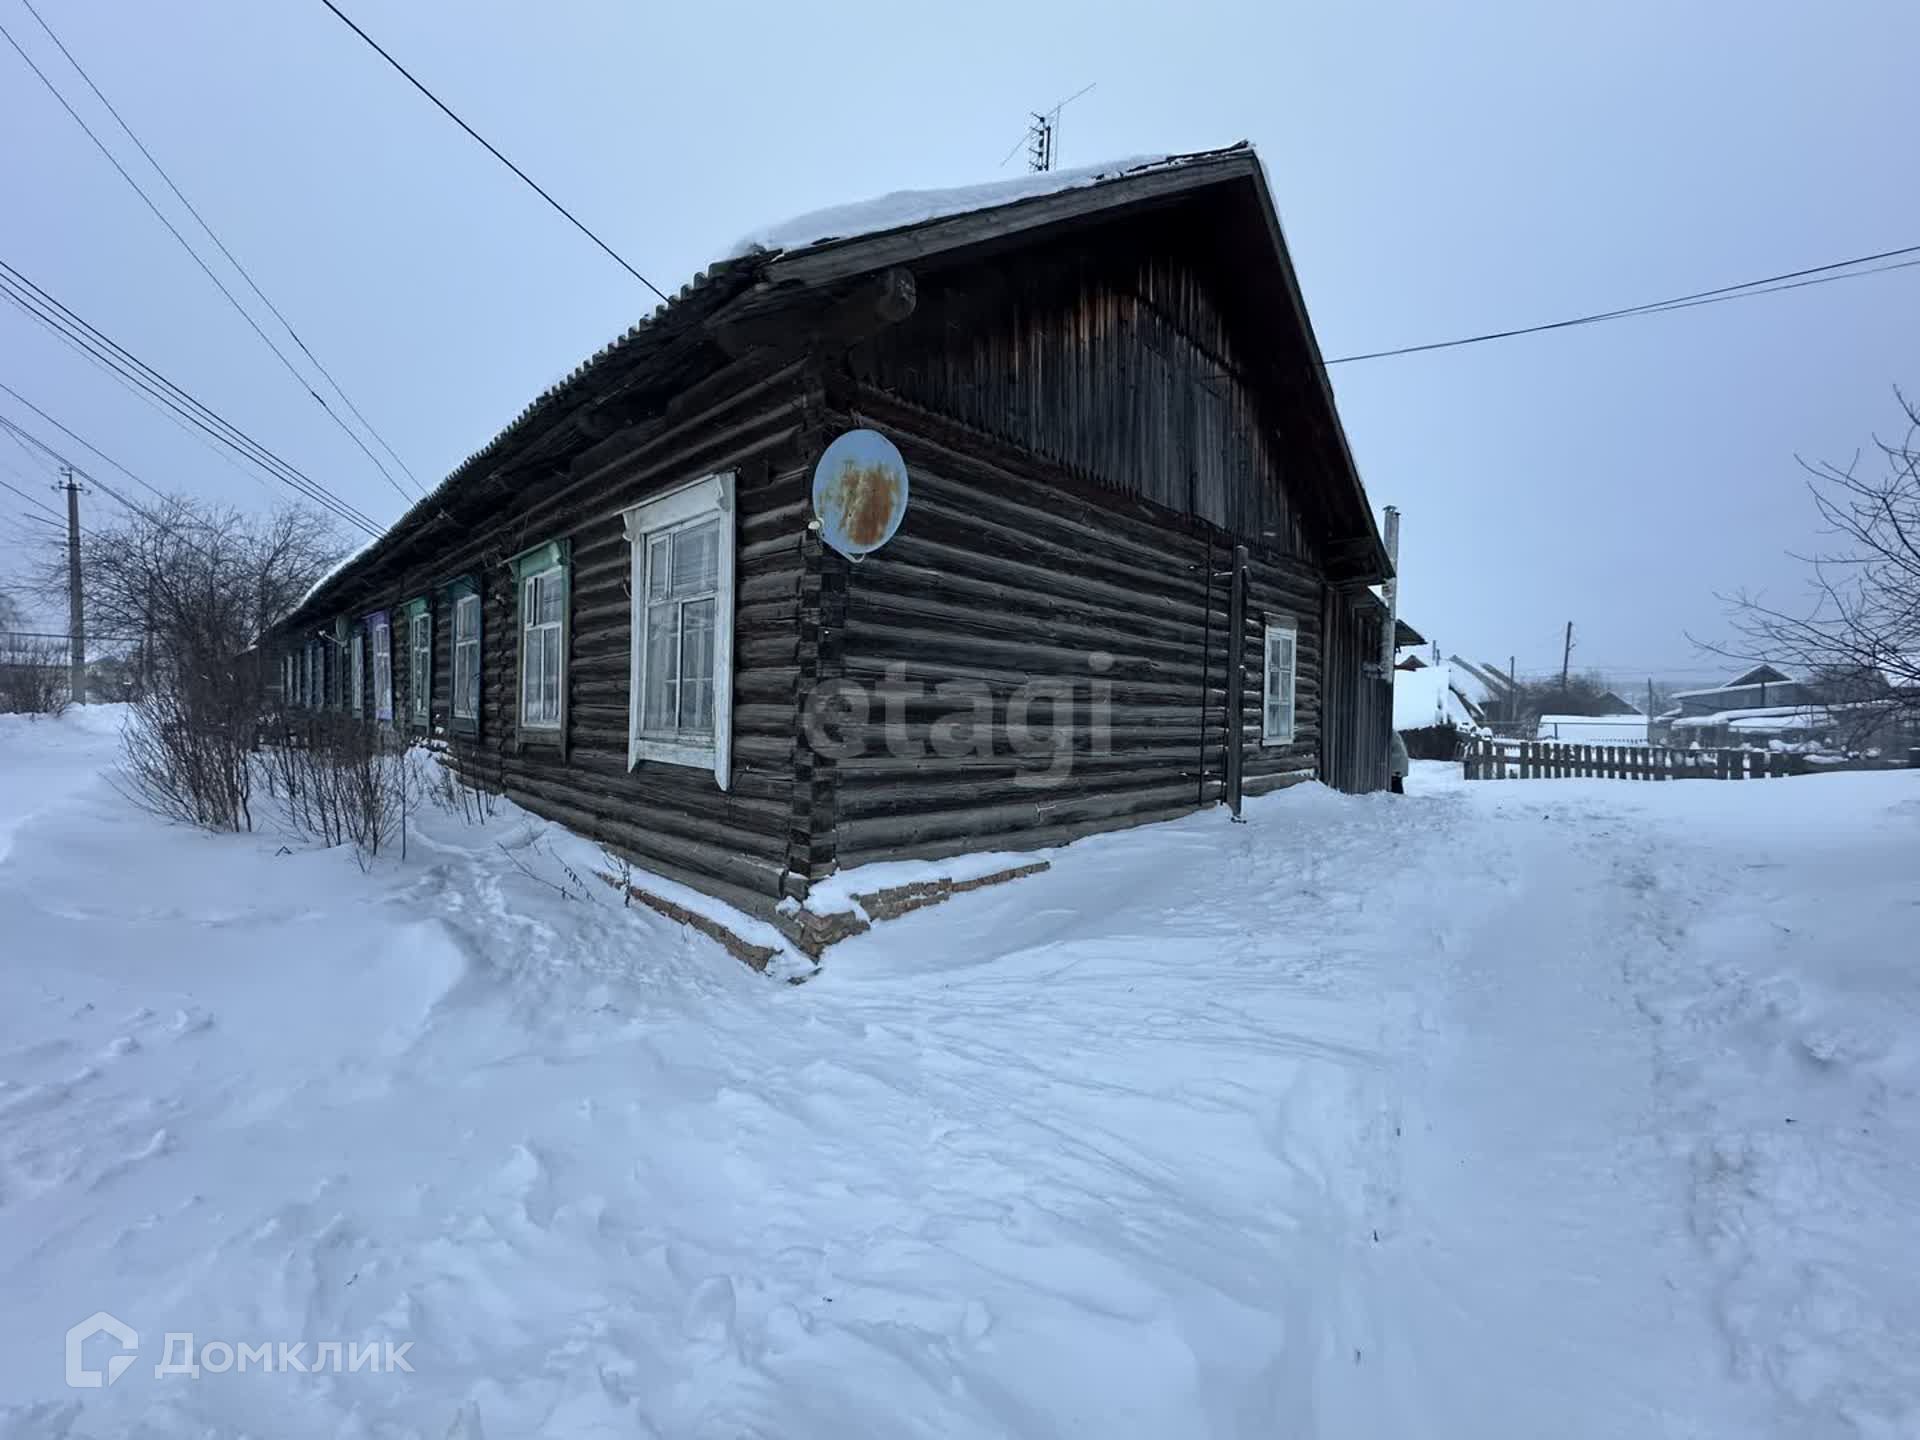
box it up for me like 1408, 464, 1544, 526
1559, 621, 1574, 698
1646, 677, 1656, 744
55, 467, 85, 704
1507, 655, 1517, 726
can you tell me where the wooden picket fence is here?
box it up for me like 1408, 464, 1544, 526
1462, 737, 1811, 782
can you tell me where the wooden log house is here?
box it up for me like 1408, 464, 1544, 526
270, 145, 1395, 922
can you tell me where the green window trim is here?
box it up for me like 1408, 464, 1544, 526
508, 539, 569, 583
510, 539, 570, 746
437, 574, 483, 738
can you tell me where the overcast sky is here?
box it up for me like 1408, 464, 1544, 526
3, 0, 1915, 687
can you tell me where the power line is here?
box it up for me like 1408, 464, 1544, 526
0, 270, 379, 536
0, 379, 169, 505
17, 0, 428, 499
316, 0, 671, 304
0, 8, 424, 505
0, 259, 383, 532
0, 414, 152, 528
1325, 242, 1920, 365
0, 260, 384, 536
0, 473, 60, 517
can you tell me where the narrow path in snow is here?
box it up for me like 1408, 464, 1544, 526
1378, 791, 1766, 1437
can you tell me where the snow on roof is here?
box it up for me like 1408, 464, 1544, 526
1670, 704, 1834, 730
1536, 714, 1648, 743
734, 154, 1179, 259
1393, 662, 1484, 733
1671, 666, 1800, 700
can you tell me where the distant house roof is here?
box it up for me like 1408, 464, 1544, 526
1594, 691, 1643, 716
1393, 617, 1426, 648
1447, 657, 1513, 707
1671, 664, 1800, 700
1669, 704, 1833, 731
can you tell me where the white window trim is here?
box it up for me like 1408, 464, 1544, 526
350, 632, 365, 717
1261, 617, 1298, 746
452, 593, 481, 722
519, 564, 565, 733
410, 611, 432, 724
371, 616, 393, 723
623, 471, 735, 789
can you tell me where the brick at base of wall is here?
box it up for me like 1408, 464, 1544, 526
599, 860, 1053, 972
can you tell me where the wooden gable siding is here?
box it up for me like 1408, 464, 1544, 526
847, 235, 1312, 558
807, 386, 1326, 870
292, 364, 817, 914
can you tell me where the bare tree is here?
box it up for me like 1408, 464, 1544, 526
84, 497, 345, 831
57, 497, 342, 693
1717, 390, 1920, 746
0, 632, 68, 715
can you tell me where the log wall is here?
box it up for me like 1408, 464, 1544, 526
278, 362, 816, 914
812, 386, 1330, 870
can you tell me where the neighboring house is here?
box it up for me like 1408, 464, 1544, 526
1536, 713, 1649, 744
1393, 659, 1488, 734
1665, 665, 1845, 748
1448, 656, 1518, 724
268, 146, 1394, 920
1671, 664, 1813, 718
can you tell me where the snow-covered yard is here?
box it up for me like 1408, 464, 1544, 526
2, 712, 1917, 1438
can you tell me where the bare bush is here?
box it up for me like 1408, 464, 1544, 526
90, 498, 343, 834
256, 711, 422, 866
423, 739, 503, 827
0, 633, 69, 716
119, 676, 254, 830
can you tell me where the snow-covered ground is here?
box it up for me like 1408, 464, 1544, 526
2, 714, 1916, 1438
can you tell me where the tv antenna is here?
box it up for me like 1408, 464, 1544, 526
1001, 83, 1097, 172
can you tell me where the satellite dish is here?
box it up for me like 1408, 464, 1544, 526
811, 429, 909, 560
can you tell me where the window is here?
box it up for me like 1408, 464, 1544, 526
511, 541, 568, 734
624, 472, 735, 788
452, 591, 481, 726
408, 606, 432, 727
350, 631, 364, 717
1262, 619, 1298, 745
369, 612, 393, 722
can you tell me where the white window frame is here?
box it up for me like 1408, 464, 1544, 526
1261, 618, 1298, 746
409, 610, 432, 726
350, 631, 365, 717
452, 592, 481, 723
518, 564, 565, 732
371, 615, 393, 722
623, 471, 735, 789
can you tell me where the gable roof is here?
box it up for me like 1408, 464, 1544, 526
289, 145, 1383, 626
1671, 663, 1799, 700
